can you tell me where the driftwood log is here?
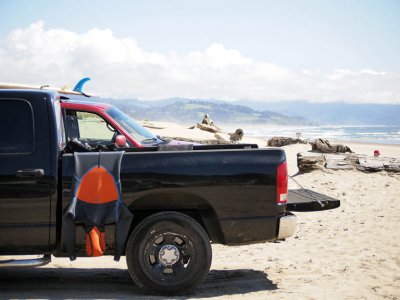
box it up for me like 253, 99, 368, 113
356, 157, 384, 172
161, 136, 228, 145
311, 138, 353, 153
141, 122, 165, 130
356, 157, 400, 173
297, 152, 400, 173
267, 137, 307, 147
228, 129, 244, 142
383, 159, 400, 172
196, 123, 221, 133
297, 152, 325, 172
324, 154, 355, 170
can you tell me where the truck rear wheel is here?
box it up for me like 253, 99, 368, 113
126, 212, 212, 295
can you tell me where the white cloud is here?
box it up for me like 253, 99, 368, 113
327, 68, 388, 80
0, 21, 399, 104
360, 69, 386, 76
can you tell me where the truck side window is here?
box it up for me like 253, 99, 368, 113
75, 111, 115, 145
0, 99, 34, 154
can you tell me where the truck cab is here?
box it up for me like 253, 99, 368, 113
0, 90, 63, 254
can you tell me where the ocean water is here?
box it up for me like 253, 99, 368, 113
234, 125, 400, 145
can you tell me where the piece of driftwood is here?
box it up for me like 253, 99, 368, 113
228, 129, 244, 142
297, 151, 400, 173
214, 133, 229, 142
160, 136, 229, 145
383, 158, 400, 172
356, 157, 385, 172
267, 137, 307, 147
324, 154, 355, 170
196, 123, 221, 133
141, 121, 165, 130
311, 138, 353, 153
297, 152, 325, 172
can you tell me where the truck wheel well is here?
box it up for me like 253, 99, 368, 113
128, 209, 224, 244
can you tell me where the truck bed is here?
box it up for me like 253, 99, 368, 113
60, 147, 287, 255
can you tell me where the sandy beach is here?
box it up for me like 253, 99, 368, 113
1, 122, 399, 299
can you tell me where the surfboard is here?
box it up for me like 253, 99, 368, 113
0, 79, 94, 97
73, 77, 91, 93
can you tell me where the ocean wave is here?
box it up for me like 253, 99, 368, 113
240, 125, 400, 145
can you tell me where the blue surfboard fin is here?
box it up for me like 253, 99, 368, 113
73, 77, 91, 93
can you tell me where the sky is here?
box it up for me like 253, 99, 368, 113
0, 0, 399, 103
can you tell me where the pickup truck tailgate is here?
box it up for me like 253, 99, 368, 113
287, 189, 341, 212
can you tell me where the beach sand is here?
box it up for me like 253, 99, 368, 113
1, 122, 399, 299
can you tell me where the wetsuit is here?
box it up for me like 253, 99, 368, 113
62, 151, 133, 261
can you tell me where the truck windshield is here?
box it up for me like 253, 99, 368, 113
105, 107, 158, 143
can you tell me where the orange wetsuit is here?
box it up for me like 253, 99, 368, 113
62, 151, 133, 261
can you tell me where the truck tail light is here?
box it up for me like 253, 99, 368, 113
276, 161, 288, 204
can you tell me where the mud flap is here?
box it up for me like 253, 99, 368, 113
287, 189, 341, 212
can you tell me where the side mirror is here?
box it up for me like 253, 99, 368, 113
115, 135, 127, 147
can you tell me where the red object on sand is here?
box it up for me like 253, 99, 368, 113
374, 150, 380, 157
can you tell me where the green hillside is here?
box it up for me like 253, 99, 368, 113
98, 98, 312, 125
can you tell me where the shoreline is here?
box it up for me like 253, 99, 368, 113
143, 120, 400, 155
220, 123, 400, 145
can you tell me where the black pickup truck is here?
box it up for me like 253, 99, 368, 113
0, 89, 333, 295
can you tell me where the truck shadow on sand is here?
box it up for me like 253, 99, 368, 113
0, 268, 277, 298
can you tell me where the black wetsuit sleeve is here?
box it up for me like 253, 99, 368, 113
113, 204, 133, 261
62, 210, 77, 261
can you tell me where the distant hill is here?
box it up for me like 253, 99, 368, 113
77, 97, 400, 126
95, 98, 312, 125
233, 100, 400, 125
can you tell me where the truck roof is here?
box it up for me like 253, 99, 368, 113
0, 89, 110, 112
0, 82, 94, 97
0, 88, 59, 101
61, 100, 113, 111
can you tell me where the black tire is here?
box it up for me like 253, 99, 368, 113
126, 211, 212, 295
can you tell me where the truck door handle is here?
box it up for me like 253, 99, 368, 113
16, 169, 44, 178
